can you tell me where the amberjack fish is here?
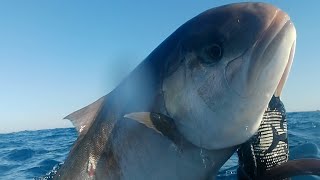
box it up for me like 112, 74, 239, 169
54, 2, 296, 179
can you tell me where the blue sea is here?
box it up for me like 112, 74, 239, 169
0, 111, 319, 180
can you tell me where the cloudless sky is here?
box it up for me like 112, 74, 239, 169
0, 1, 319, 133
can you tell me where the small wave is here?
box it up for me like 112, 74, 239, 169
0, 140, 24, 149
290, 142, 319, 160
6, 148, 35, 161
18, 160, 62, 179
39, 159, 60, 167
35, 162, 63, 180
43, 134, 65, 139
36, 149, 50, 155
25, 166, 48, 177
0, 164, 18, 174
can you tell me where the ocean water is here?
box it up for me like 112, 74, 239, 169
0, 112, 319, 180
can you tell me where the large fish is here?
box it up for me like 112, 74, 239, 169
54, 2, 296, 179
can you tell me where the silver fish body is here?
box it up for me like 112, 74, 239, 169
54, 2, 296, 179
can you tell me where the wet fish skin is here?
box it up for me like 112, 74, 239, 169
54, 2, 296, 179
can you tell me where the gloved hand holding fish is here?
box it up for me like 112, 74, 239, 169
237, 96, 320, 179
52, 2, 320, 180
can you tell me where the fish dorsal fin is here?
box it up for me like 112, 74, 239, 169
64, 96, 105, 136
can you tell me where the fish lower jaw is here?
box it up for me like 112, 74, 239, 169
174, 107, 265, 150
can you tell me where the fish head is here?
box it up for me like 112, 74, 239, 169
163, 2, 296, 149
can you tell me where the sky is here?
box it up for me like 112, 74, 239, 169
0, 1, 319, 133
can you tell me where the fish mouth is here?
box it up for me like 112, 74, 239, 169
226, 10, 296, 99
274, 40, 295, 97
250, 13, 296, 95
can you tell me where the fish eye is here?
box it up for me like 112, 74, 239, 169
202, 44, 223, 64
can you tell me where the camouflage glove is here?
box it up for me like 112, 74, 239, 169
237, 96, 288, 179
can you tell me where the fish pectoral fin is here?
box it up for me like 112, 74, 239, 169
124, 112, 188, 148
124, 112, 163, 135
64, 96, 105, 136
